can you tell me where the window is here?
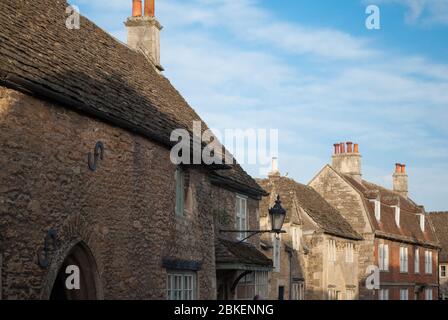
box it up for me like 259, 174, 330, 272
400, 247, 408, 273
346, 243, 354, 263
166, 272, 196, 300
328, 289, 340, 300
414, 249, 420, 273
346, 289, 355, 300
379, 289, 389, 300
394, 206, 400, 227
440, 265, 446, 278
273, 234, 281, 272
425, 250, 433, 274
291, 226, 301, 250
236, 195, 247, 240
235, 271, 268, 300
373, 199, 381, 221
400, 289, 409, 300
292, 282, 305, 300
378, 244, 389, 271
175, 167, 185, 216
328, 239, 336, 262
425, 288, 433, 300
419, 214, 425, 232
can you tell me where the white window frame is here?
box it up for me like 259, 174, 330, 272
346, 289, 355, 300
394, 206, 400, 227
441, 265, 447, 278
328, 289, 339, 300
346, 243, 354, 263
272, 234, 281, 272
235, 271, 268, 300
175, 167, 185, 216
166, 271, 196, 300
379, 244, 389, 271
291, 226, 301, 251
236, 195, 248, 241
425, 250, 433, 274
400, 247, 408, 273
292, 282, 305, 300
400, 288, 409, 300
379, 289, 389, 300
414, 248, 420, 273
374, 199, 381, 221
425, 288, 433, 300
328, 239, 336, 262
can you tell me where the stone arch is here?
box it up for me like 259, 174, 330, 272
41, 239, 103, 300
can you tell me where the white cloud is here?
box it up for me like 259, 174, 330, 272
376, 0, 448, 25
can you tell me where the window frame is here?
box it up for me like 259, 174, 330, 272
425, 288, 433, 300
414, 248, 420, 274
440, 265, 446, 278
399, 246, 409, 273
425, 250, 433, 274
328, 239, 336, 262
345, 243, 354, 263
379, 288, 389, 300
235, 195, 248, 241
400, 288, 409, 300
378, 244, 389, 271
166, 271, 197, 300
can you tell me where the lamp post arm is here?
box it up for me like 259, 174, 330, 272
219, 229, 286, 244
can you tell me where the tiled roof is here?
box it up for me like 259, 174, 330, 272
428, 212, 448, 262
215, 239, 273, 268
0, 0, 265, 196
342, 174, 439, 247
257, 177, 362, 240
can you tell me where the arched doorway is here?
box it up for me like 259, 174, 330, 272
49, 242, 100, 300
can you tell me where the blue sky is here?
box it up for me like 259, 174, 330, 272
69, 0, 448, 211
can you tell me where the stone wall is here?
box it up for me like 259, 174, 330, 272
310, 166, 375, 299
0, 87, 217, 299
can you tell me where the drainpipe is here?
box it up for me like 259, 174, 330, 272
285, 246, 293, 300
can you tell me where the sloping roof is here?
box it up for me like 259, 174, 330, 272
0, 0, 265, 197
342, 174, 439, 247
215, 239, 273, 269
428, 212, 448, 262
257, 177, 362, 240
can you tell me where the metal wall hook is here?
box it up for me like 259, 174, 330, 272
88, 141, 104, 171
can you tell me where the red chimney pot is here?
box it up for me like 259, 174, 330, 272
132, 0, 142, 17
144, 0, 155, 17
347, 142, 353, 153
340, 142, 345, 154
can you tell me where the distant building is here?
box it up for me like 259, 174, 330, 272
428, 212, 448, 300
257, 159, 362, 300
310, 142, 440, 300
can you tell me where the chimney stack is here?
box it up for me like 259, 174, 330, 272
331, 141, 362, 183
268, 157, 281, 178
393, 163, 408, 198
125, 0, 163, 71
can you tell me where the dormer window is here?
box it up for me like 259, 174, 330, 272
418, 214, 425, 232
393, 206, 400, 227
373, 199, 381, 221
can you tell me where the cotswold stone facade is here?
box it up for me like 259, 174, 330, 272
257, 166, 361, 300
310, 142, 440, 300
0, 87, 217, 299
0, 0, 269, 300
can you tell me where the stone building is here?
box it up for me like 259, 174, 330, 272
309, 142, 440, 300
257, 160, 362, 300
428, 212, 448, 300
0, 0, 271, 300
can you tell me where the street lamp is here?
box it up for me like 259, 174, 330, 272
269, 195, 286, 234
220, 195, 287, 243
